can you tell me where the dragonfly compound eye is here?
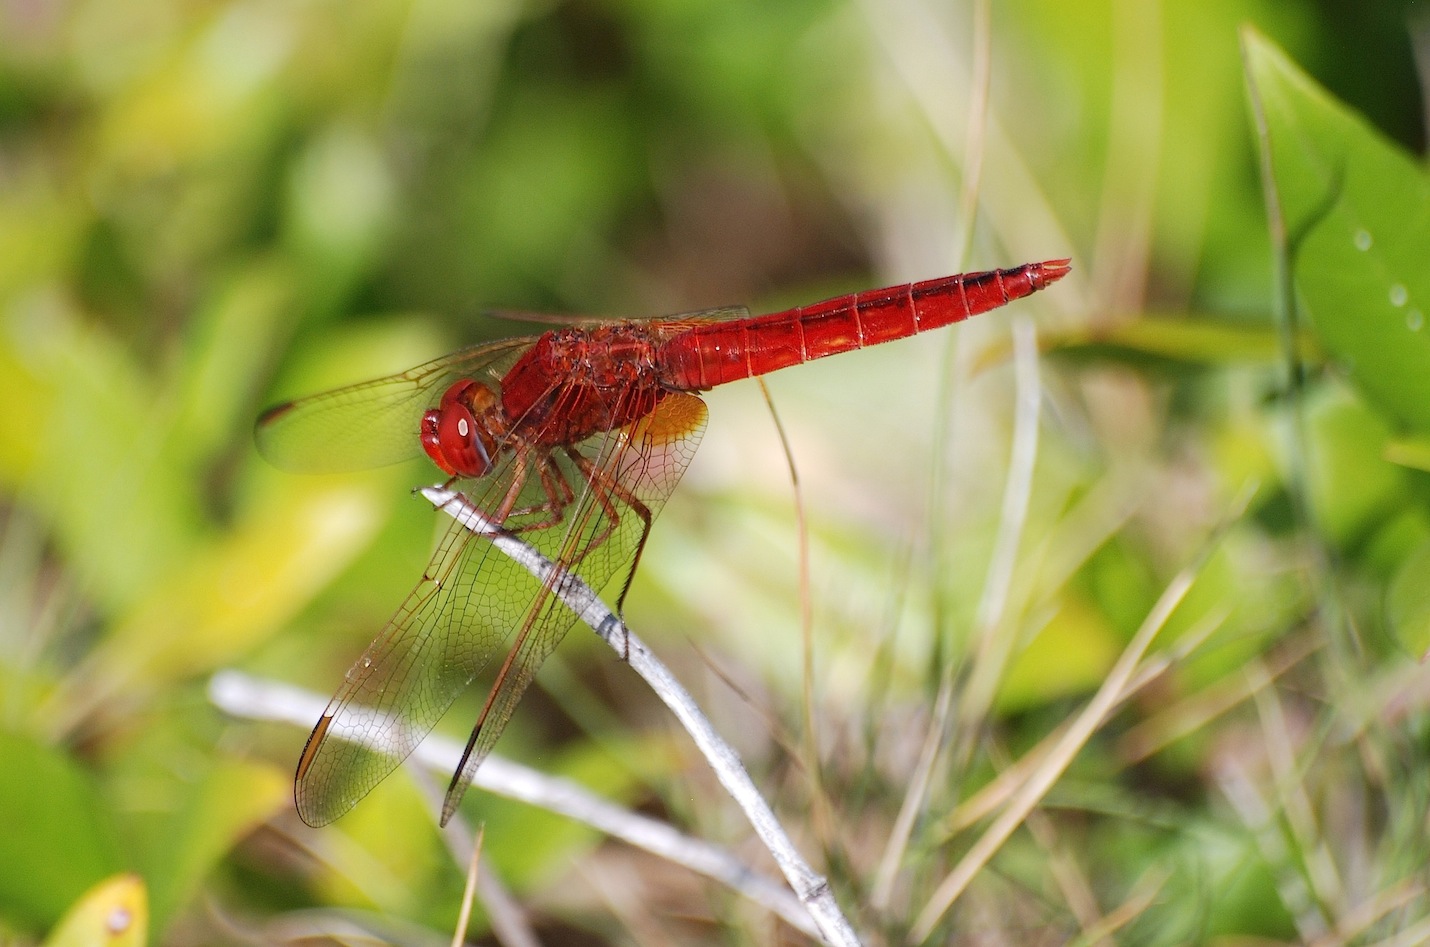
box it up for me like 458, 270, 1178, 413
422, 380, 499, 478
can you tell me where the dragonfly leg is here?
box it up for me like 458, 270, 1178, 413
483, 445, 578, 537
500, 454, 572, 529
489, 447, 536, 524
553, 453, 619, 566
564, 447, 655, 661
503, 453, 579, 534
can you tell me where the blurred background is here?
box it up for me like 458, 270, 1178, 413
2, 0, 1429, 943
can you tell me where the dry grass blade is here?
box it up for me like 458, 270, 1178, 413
910, 566, 1189, 939
937, 606, 1228, 839
952, 0, 992, 267
1216, 756, 1326, 940
1308, 879, 1425, 947
1375, 916, 1430, 947
871, 316, 1042, 909
1023, 804, 1102, 932
450, 824, 485, 947
405, 746, 540, 947
1249, 659, 1343, 924
1065, 865, 1171, 947
955, 316, 1044, 754
1116, 635, 1319, 764
910, 485, 1253, 941
754, 376, 834, 852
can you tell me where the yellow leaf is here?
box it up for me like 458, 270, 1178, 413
42, 874, 147, 947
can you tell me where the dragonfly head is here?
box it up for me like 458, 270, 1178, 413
422, 379, 502, 478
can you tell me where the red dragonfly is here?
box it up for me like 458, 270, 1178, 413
257, 259, 1070, 826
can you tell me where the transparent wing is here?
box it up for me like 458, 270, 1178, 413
439, 390, 709, 823
255, 338, 532, 473
292, 496, 511, 826
482, 305, 751, 329
625, 304, 752, 328
292, 389, 708, 827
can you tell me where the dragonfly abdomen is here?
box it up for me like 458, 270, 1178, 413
657, 260, 1070, 390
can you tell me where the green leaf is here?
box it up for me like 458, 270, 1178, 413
1299, 383, 1408, 549
1387, 540, 1430, 658
997, 593, 1121, 714
0, 303, 198, 616
141, 757, 287, 931
1243, 29, 1430, 433
0, 731, 122, 930
107, 482, 388, 682
1384, 435, 1430, 473
174, 257, 299, 466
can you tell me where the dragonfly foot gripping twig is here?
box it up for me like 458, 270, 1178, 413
420, 484, 862, 947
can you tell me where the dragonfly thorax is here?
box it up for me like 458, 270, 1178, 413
421, 379, 505, 478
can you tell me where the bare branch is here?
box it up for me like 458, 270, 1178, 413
415, 484, 862, 946
211, 669, 825, 939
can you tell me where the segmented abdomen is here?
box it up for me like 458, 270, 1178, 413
656, 259, 1070, 391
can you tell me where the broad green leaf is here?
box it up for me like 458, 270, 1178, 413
141, 757, 288, 930
41, 874, 147, 947
284, 124, 396, 285
0, 164, 86, 301
66, 481, 386, 709
93, 5, 292, 179
29, 466, 390, 748
174, 257, 299, 466
1384, 435, 1430, 473
0, 731, 121, 930
1243, 29, 1430, 433
1387, 540, 1430, 658
0, 301, 197, 615
1298, 384, 1407, 549
997, 593, 1120, 714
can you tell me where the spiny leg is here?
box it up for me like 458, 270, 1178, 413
504, 453, 580, 534
490, 447, 536, 525
562, 452, 623, 563
565, 447, 655, 660
497, 377, 590, 532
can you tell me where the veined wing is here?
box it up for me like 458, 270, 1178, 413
292, 491, 510, 826
292, 441, 569, 826
438, 390, 708, 824
482, 305, 751, 329
256, 338, 531, 473
293, 390, 708, 827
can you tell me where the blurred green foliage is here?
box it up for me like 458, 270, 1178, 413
1, 0, 1429, 943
